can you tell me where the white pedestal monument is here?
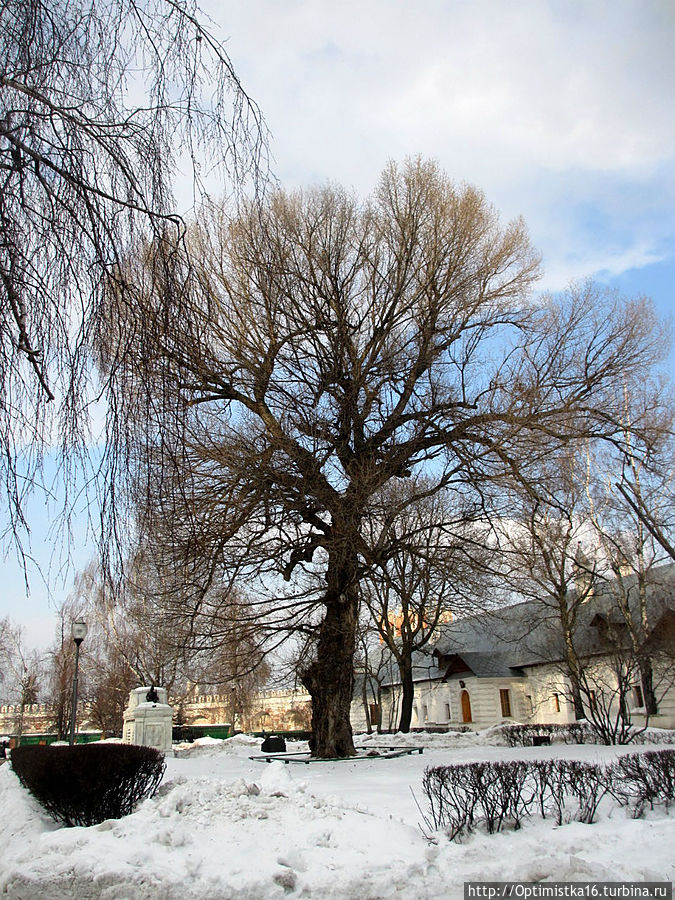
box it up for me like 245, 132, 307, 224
123, 686, 173, 753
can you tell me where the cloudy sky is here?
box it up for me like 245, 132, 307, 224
216, 0, 674, 325
3, 0, 674, 649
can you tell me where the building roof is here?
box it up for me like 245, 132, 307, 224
442, 651, 526, 679
360, 563, 675, 690
433, 562, 675, 675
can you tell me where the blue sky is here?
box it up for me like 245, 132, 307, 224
2, 0, 674, 648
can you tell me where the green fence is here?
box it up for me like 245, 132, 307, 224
10, 732, 104, 747
172, 723, 231, 742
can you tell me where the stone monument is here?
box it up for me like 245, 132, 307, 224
122, 685, 173, 753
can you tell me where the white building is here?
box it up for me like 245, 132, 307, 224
352, 564, 675, 733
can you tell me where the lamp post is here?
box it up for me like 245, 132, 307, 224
230, 685, 237, 736
69, 620, 87, 746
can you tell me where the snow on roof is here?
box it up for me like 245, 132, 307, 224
433, 562, 675, 670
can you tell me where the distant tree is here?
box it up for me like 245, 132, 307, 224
45, 555, 271, 739
0, 617, 42, 740
110, 549, 271, 697
353, 616, 394, 734
361, 480, 490, 732
0, 0, 266, 563
497, 451, 599, 720
101, 158, 667, 757
498, 391, 675, 739
44, 624, 77, 740
585, 392, 675, 717
575, 644, 647, 745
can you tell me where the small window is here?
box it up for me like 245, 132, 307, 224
632, 685, 644, 708
525, 695, 533, 715
422, 704, 429, 722
444, 702, 451, 721
553, 693, 561, 713
369, 703, 380, 726
499, 689, 512, 718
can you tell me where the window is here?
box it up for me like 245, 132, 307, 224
422, 704, 429, 722
444, 702, 451, 721
632, 685, 644, 708
552, 693, 561, 713
525, 695, 533, 715
369, 703, 380, 727
499, 689, 512, 718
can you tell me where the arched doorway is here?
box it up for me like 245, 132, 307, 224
461, 690, 472, 723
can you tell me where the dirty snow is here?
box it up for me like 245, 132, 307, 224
1, 731, 673, 899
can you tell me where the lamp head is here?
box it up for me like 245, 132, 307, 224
71, 620, 88, 644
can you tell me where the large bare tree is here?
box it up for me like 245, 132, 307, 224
0, 0, 266, 562
103, 158, 667, 757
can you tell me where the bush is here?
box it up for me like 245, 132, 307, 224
499, 723, 597, 747
11, 743, 166, 827
628, 729, 675, 746
421, 753, 675, 840
421, 760, 535, 838
561, 760, 610, 824
611, 750, 675, 817
529, 760, 568, 824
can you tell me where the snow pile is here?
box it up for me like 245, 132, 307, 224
355, 728, 502, 751
173, 732, 260, 759
1, 733, 673, 899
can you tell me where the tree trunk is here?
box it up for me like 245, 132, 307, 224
397, 653, 414, 733
571, 681, 585, 720
562, 627, 586, 720
639, 656, 658, 717
301, 588, 359, 758
362, 672, 372, 734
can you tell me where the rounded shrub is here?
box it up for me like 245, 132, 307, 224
10, 743, 166, 827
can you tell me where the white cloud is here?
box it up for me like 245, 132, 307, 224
539, 244, 667, 293
204, 0, 675, 288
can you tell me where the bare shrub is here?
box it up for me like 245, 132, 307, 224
611, 749, 675, 817
10, 744, 166, 826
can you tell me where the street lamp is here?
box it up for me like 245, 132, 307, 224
69, 620, 88, 746
230, 685, 237, 736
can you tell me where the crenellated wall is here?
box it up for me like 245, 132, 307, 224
0, 688, 313, 737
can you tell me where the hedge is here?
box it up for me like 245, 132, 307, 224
10, 743, 166, 827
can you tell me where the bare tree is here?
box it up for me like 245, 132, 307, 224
102, 158, 668, 757
576, 645, 645, 745
353, 614, 397, 734
0, 0, 266, 565
44, 602, 79, 740
0, 617, 42, 740
497, 399, 675, 740
497, 451, 600, 719
585, 394, 675, 717
609, 393, 675, 563
361, 480, 490, 732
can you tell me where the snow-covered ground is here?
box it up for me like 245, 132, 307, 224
1, 731, 673, 899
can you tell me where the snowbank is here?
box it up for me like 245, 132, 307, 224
1, 733, 673, 899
